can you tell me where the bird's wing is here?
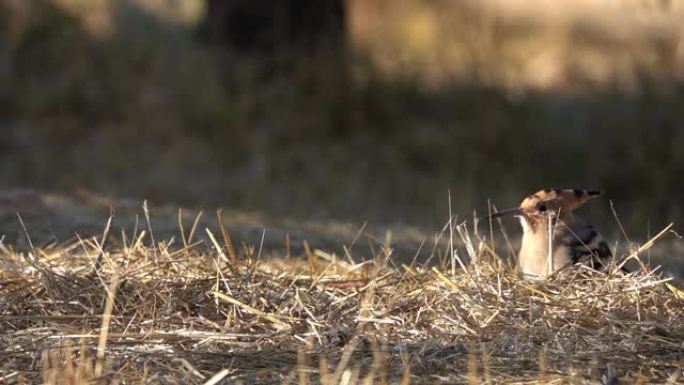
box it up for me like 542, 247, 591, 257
563, 224, 612, 265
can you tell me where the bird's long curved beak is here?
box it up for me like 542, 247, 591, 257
485, 207, 523, 219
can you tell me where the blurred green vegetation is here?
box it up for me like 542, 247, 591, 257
1, 0, 683, 235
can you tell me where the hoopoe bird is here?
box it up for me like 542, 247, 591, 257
487, 188, 613, 278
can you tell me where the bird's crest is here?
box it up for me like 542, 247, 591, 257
520, 188, 601, 217
489, 188, 601, 219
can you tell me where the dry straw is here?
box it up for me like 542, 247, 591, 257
0, 215, 682, 384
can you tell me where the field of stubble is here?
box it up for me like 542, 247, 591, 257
0, 194, 682, 384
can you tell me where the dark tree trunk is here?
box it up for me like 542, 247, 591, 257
203, 0, 346, 53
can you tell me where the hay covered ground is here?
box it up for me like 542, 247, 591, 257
0, 200, 683, 384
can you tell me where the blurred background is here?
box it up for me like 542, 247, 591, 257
0, 0, 683, 254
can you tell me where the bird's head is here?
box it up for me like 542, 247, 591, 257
488, 188, 602, 222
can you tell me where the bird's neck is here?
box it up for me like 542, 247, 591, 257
519, 214, 575, 237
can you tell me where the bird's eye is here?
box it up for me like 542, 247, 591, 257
538, 204, 547, 212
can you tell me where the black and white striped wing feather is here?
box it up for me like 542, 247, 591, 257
566, 225, 613, 269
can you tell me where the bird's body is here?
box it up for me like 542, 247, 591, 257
490, 188, 613, 278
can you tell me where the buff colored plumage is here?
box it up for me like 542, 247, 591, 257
488, 188, 613, 277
